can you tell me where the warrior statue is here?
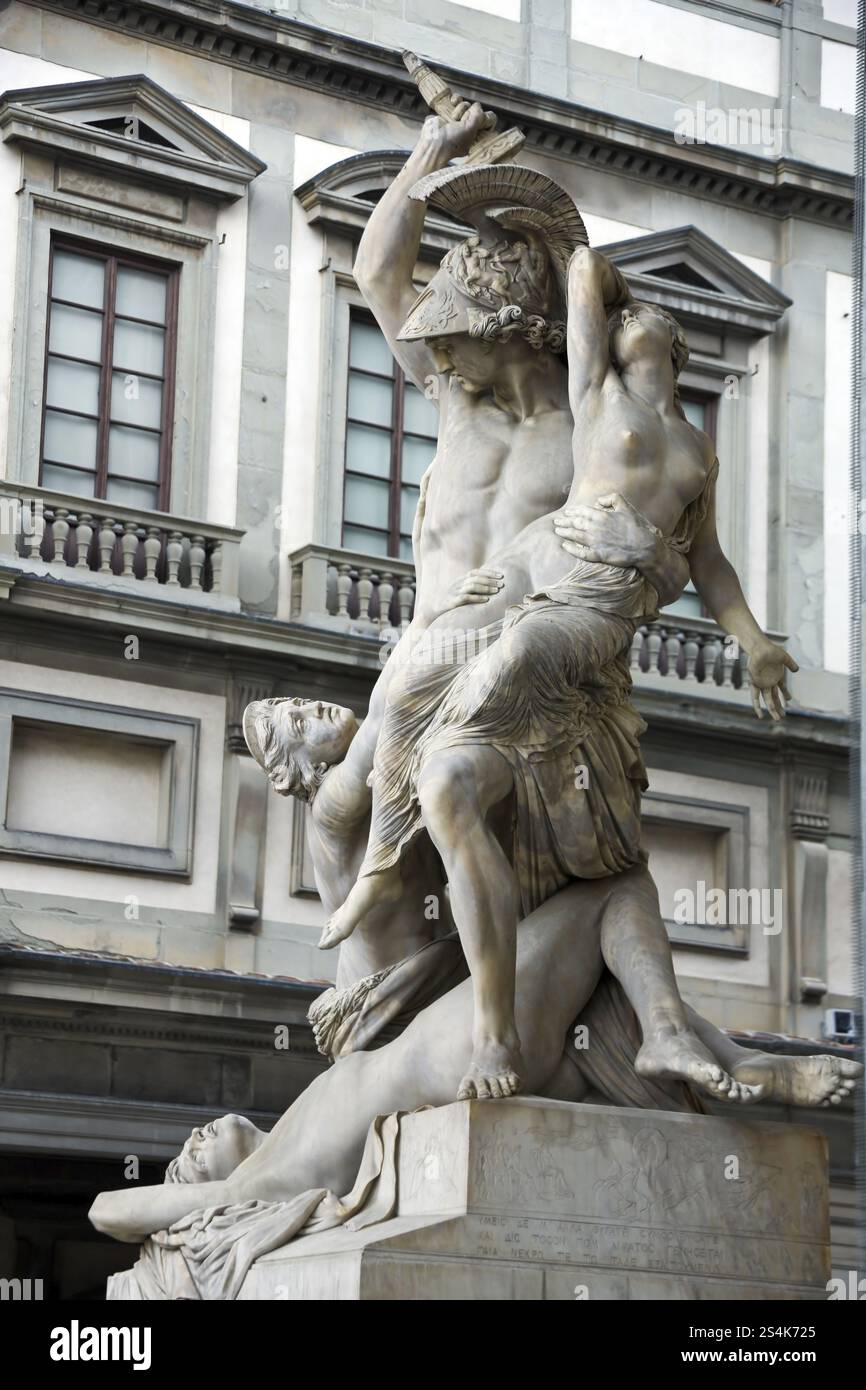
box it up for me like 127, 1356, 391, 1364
310, 91, 796, 1103
91, 61, 861, 1298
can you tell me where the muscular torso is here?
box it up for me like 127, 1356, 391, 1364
417, 375, 574, 611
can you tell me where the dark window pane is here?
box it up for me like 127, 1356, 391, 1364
49, 303, 103, 362
108, 425, 161, 483
53, 250, 105, 310
105, 476, 160, 510
43, 411, 98, 470
400, 484, 420, 535
401, 435, 435, 486
46, 359, 100, 415
348, 373, 393, 428
344, 474, 390, 529
399, 535, 414, 562
41, 463, 97, 498
113, 320, 165, 376
116, 265, 167, 324
403, 382, 438, 435
346, 422, 392, 479
349, 320, 393, 376
343, 525, 390, 556
680, 398, 706, 431
111, 371, 163, 429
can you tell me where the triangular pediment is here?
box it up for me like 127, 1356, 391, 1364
600, 225, 790, 335
0, 75, 266, 201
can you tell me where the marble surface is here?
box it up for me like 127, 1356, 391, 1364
238, 1098, 830, 1300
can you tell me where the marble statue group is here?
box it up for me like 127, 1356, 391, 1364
91, 59, 862, 1300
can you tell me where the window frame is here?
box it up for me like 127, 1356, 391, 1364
678, 385, 718, 445
341, 309, 436, 561
38, 233, 181, 513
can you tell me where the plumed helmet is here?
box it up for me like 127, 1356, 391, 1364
397, 163, 588, 352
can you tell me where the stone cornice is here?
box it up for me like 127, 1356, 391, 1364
0, 72, 266, 200
636, 688, 851, 755
19, 0, 854, 229
0, 572, 850, 752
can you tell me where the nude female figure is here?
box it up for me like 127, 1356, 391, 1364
89, 854, 861, 1244
318, 244, 798, 1105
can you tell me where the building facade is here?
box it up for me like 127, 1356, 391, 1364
0, 0, 860, 1296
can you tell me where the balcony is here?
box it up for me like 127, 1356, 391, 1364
288, 543, 758, 702
289, 543, 416, 635
0, 482, 244, 609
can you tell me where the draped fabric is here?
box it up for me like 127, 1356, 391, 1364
360, 558, 655, 911
358, 462, 719, 915
107, 1112, 404, 1302
309, 934, 468, 1060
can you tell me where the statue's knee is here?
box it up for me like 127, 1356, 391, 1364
497, 627, 532, 680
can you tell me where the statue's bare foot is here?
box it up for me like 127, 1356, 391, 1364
731, 1052, 863, 1108
458, 1039, 523, 1101
635, 1028, 753, 1102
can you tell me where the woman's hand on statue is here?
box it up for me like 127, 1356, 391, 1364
554, 493, 659, 569
418, 102, 488, 163
747, 639, 799, 721
440, 566, 505, 612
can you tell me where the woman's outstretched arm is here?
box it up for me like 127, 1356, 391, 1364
89, 1177, 235, 1243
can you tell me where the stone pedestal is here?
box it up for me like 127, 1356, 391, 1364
239, 1097, 831, 1300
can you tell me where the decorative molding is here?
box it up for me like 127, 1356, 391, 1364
226, 671, 274, 753
599, 224, 791, 339
0, 1088, 281, 1158
0, 1007, 322, 1055
0, 73, 266, 202
790, 771, 831, 842
0, 569, 851, 751
0, 688, 198, 876
19, 0, 854, 229
642, 791, 752, 955
28, 190, 212, 247
290, 800, 319, 899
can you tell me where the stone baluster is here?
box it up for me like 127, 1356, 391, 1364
188, 535, 206, 591
74, 512, 94, 570
682, 630, 701, 682
398, 577, 415, 629
357, 567, 374, 623
646, 624, 662, 674
738, 648, 749, 690
51, 507, 70, 564
26, 499, 45, 560
630, 626, 645, 671
210, 540, 223, 593
378, 571, 395, 629
702, 632, 721, 685
98, 517, 117, 573
121, 522, 140, 577
335, 563, 353, 618
719, 636, 737, 687
664, 628, 681, 678
165, 531, 184, 587
143, 526, 162, 583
